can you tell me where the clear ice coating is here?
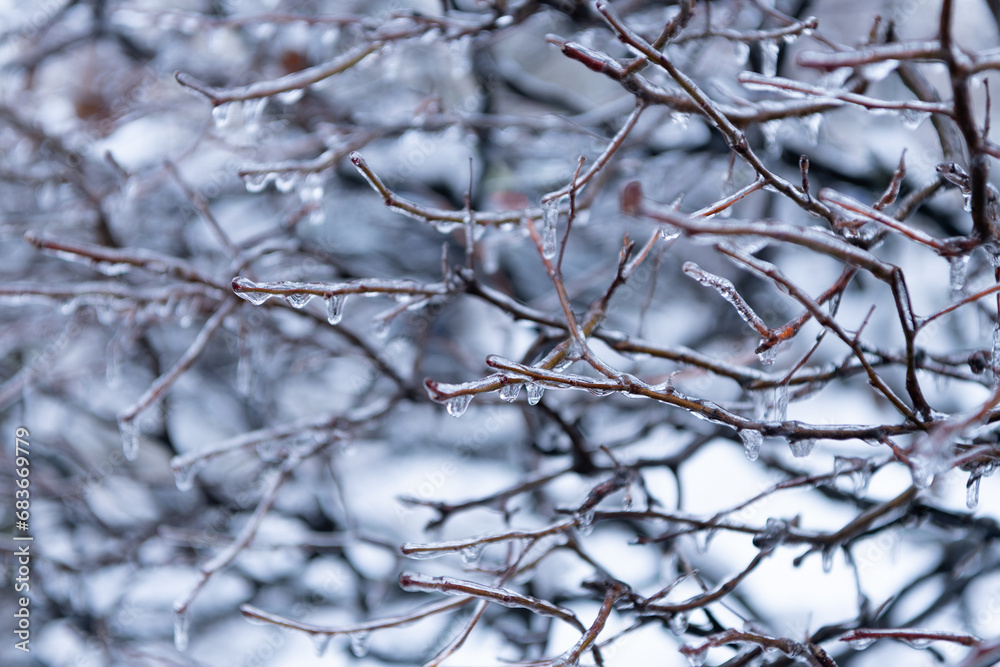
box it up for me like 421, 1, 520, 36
739, 429, 762, 461
526, 383, 545, 405
445, 394, 472, 418
460, 543, 484, 564
284, 292, 314, 309
311, 633, 332, 657
680, 642, 709, 666
541, 198, 559, 259
669, 611, 689, 636
757, 343, 777, 365
325, 294, 347, 325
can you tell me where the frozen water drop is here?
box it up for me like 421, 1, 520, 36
349, 631, 370, 658
541, 198, 559, 259
173, 461, 203, 492
371, 314, 390, 339
760, 40, 779, 77
802, 113, 822, 145
680, 643, 708, 666
242, 98, 267, 135
897, 108, 930, 130
173, 608, 190, 652
902, 637, 932, 649
821, 546, 835, 572
850, 465, 873, 496
445, 394, 472, 418
733, 41, 750, 66
739, 429, 762, 461
284, 293, 313, 309
277, 88, 305, 105
461, 543, 484, 565
757, 343, 777, 366
118, 416, 139, 461
847, 636, 875, 650
526, 383, 545, 405
576, 510, 596, 536
788, 438, 816, 458
106, 335, 123, 387
695, 527, 716, 555
669, 611, 689, 636
660, 224, 680, 242
967, 474, 981, 509
274, 171, 300, 193
212, 102, 234, 129
772, 383, 788, 421
325, 294, 347, 325
243, 172, 273, 194
297, 172, 325, 204
499, 382, 521, 402
949, 255, 970, 291
963, 191, 973, 212
311, 633, 332, 657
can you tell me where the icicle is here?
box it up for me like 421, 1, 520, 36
669, 611, 689, 636
967, 474, 982, 510
760, 120, 781, 154
173, 460, 203, 492
575, 510, 596, 536
243, 172, 273, 193
739, 429, 762, 461
461, 543, 485, 565
325, 294, 347, 325
173, 608, 190, 651
757, 343, 777, 366
499, 382, 521, 402
242, 98, 267, 135
444, 394, 472, 418
948, 255, 970, 291
772, 384, 788, 421
821, 546, 835, 572
311, 633, 332, 657
274, 171, 301, 193
349, 631, 370, 657
963, 191, 973, 212
992, 324, 1000, 386
106, 334, 123, 387
801, 113, 822, 145
695, 527, 716, 555
788, 438, 816, 458
541, 198, 559, 259
212, 102, 235, 129
118, 416, 139, 461
526, 383, 545, 405
760, 40, 779, 77
757, 517, 788, 549
733, 41, 750, 66
850, 464, 873, 496
284, 293, 314, 309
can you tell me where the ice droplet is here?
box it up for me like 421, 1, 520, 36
243, 172, 273, 193
660, 224, 681, 242
499, 382, 521, 402
801, 113, 822, 145
902, 637, 933, 649
445, 394, 472, 418
821, 546, 835, 572
695, 527, 716, 555
760, 40, 779, 77
311, 633, 332, 657
680, 642, 709, 666
757, 343, 777, 365
772, 383, 788, 421
733, 41, 750, 66
526, 383, 545, 405
106, 335, 123, 387
461, 543, 484, 565
118, 416, 139, 461
739, 429, 762, 461
297, 172, 325, 204
242, 98, 267, 135
277, 88, 305, 105
963, 191, 973, 212
897, 108, 930, 130
967, 474, 982, 509
173, 461, 203, 492
575, 510, 596, 536
325, 294, 347, 325
284, 293, 313, 309
349, 631, 370, 657
173, 608, 190, 651
788, 438, 816, 458
274, 171, 300, 193
541, 198, 559, 259
949, 255, 970, 291
212, 102, 234, 129
669, 611, 689, 635
847, 636, 875, 650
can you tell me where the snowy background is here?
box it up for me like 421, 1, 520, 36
2, 1, 1000, 666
